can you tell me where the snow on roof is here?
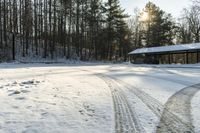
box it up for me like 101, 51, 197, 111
129, 43, 200, 55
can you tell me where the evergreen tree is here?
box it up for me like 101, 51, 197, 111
0, 0, 132, 62
104, 0, 129, 60
140, 2, 175, 47
87, 0, 102, 60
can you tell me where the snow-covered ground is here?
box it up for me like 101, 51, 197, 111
0, 63, 200, 133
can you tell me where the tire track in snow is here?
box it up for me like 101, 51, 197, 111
6, 67, 198, 133
38, 69, 200, 133
95, 73, 195, 133
156, 83, 200, 133
146, 75, 193, 86
25, 67, 200, 133
115, 67, 195, 86
79, 69, 145, 133
108, 76, 163, 116
100, 76, 145, 133
124, 70, 194, 86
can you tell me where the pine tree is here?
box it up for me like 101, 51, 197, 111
140, 2, 175, 47
0, 0, 133, 62
87, 0, 102, 60
104, 0, 128, 60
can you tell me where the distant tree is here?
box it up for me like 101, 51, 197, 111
139, 2, 176, 47
127, 8, 143, 49
23, 0, 33, 55
183, 5, 200, 43
176, 17, 193, 44
0, 1, 3, 60
87, 0, 102, 60
104, 0, 129, 60
0, 0, 132, 62
0, 1, 3, 48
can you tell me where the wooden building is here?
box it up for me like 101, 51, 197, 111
129, 43, 200, 64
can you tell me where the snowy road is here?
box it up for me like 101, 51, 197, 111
0, 63, 200, 133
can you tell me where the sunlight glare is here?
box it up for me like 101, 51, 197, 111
141, 12, 149, 21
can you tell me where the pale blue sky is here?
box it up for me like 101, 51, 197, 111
119, 0, 191, 18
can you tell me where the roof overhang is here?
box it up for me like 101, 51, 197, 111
129, 43, 200, 55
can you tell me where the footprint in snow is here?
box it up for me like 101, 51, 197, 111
52, 88, 59, 91
19, 84, 25, 87
11, 81, 18, 86
21, 90, 31, 93
26, 106, 32, 109
20, 80, 41, 87
8, 90, 21, 96
22, 129, 38, 133
41, 112, 48, 116
5, 84, 10, 87
15, 97, 26, 100
12, 106, 19, 109
7, 90, 15, 92
79, 110, 85, 115
21, 80, 35, 85
35, 81, 40, 84
25, 86, 30, 89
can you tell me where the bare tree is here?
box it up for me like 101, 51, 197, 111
127, 8, 142, 49
183, 4, 200, 42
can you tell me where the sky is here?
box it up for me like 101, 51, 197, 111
119, 0, 191, 18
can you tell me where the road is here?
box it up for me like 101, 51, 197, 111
0, 63, 200, 133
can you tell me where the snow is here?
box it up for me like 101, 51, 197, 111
129, 43, 200, 55
0, 65, 113, 133
0, 62, 199, 133
192, 91, 200, 133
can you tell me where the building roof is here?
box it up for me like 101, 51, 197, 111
129, 43, 200, 55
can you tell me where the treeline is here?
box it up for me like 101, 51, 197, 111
1, 0, 200, 62
128, 1, 200, 50
0, 0, 131, 61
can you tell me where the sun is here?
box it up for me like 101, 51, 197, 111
140, 11, 149, 21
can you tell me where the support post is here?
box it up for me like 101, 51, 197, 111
168, 54, 171, 64
186, 52, 189, 64
171, 54, 173, 64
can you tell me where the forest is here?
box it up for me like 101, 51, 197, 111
0, 0, 200, 62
